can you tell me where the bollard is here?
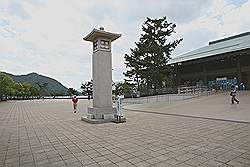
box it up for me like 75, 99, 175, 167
116, 96, 122, 120
114, 95, 126, 123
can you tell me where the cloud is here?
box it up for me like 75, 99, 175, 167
172, 0, 250, 56
1, 0, 31, 20
0, 0, 249, 89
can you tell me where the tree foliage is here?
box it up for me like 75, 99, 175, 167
113, 82, 132, 95
0, 72, 67, 100
0, 72, 41, 100
36, 82, 50, 96
81, 80, 93, 97
124, 17, 182, 90
0, 72, 14, 100
68, 88, 79, 96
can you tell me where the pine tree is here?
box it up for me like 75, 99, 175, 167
81, 80, 93, 99
124, 17, 182, 90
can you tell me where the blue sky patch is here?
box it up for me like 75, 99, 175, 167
0, 20, 9, 27
229, 0, 248, 6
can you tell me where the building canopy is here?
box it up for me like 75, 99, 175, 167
168, 32, 250, 65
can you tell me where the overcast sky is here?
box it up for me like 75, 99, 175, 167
0, 0, 250, 89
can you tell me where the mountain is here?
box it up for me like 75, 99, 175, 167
3, 72, 68, 95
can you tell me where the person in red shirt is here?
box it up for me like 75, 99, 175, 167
72, 95, 78, 113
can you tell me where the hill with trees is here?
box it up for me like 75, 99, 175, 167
2, 72, 68, 96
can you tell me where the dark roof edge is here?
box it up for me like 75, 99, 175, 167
209, 31, 250, 45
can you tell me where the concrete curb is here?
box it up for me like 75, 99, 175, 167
123, 107, 250, 124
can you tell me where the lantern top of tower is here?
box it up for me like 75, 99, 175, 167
83, 27, 121, 42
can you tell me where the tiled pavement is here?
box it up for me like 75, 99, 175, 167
124, 91, 250, 123
0, 99, 249, 167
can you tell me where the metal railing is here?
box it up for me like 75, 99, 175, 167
122, 86, 213, 105
122, 94, 193, 105
178, 86, 209, 95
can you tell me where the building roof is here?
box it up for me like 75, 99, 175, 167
168, 31, 250, 64
83, 28, 121, 42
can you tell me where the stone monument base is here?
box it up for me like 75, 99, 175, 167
81, 106, 117, 124
81, 116, 116, 124
113, 116, 126, 123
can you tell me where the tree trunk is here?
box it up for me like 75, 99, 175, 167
136, 75, 140, 91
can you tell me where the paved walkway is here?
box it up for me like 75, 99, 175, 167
0, 98, 249, 167
124, 91, 250, 123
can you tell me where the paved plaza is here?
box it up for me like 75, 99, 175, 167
0, 95, 250, 167
124, 91, 250, 123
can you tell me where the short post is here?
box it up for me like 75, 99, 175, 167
114, 95, 126, 123
116, 95, 122, 121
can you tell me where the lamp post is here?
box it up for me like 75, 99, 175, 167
82, 27, 121, 123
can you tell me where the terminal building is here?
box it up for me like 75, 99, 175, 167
168, 32, 250, 90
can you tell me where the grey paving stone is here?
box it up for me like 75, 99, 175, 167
65, 161, 82, 167
61, 153, 75, 160
4, 157, 19, 165
94, 156, 107, 163
134, 161, 151, 167
175, 153, 193, 162
4, 161, 19, 167
85, 162, 102, 167
201, 159, 224, 167
97, 159, 114, 166
146, 157, 164, 165
163, 158, 181, 166
184, 155, 207, 166
218, 164, 234, 167
19, 162, 35, 167
48, 156, 63, 163
227, 160, 249, 167
120, 153, 135, 160
127, 157, 143, 164
233, 157, 250, 165
79, 157, 95, 166
50, 161, 67, 167
117, 159, 136, 166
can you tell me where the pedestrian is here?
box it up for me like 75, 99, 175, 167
230, 85, 239, 104
72, 95, 78, 113
240, 82, 246, 91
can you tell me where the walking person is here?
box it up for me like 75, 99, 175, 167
72, 95, 78, 113
230, 85, 239, 104
240, 82, 246, 91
